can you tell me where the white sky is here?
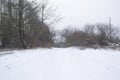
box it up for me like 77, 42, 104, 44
37, 0, 120, 30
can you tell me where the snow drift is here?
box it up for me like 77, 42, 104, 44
0, 48, 120, 80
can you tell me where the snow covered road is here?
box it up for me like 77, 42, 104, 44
0, 48, 120, 80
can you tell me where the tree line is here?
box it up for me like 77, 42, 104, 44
60, 23, 120, 48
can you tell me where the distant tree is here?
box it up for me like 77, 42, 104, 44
84, 24, 98, 45
96, 23, 119, 45
62, 27, 87, 46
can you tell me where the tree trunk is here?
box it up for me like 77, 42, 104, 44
18, 0, 27, 49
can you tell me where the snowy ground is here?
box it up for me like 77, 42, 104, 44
0, 48, 120, 80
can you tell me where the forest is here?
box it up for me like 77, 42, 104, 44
0, 0, 60, 49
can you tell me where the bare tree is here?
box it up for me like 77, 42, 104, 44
96, 23, 119, 45
28, 0, 60, 47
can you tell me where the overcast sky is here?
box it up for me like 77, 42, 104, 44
37, 0, 120, 29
